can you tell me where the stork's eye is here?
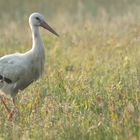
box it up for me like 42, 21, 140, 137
36, 17, 40, 20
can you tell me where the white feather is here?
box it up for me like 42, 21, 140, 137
0, 13, 46, 98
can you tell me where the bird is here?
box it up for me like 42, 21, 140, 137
0, 12, 59, 119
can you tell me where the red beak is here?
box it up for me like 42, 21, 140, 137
40, 21, 59, 37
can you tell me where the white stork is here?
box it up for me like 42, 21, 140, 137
0, 12, 59, 118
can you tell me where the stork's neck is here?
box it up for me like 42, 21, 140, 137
30, 25, 44, 54
32, 25, 40, 42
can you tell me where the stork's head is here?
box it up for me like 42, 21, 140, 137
29, 12, 59, 36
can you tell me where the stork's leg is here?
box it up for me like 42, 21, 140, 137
0, 96, 11, 113
8, 97, 17, 120
12, 97, 16, 107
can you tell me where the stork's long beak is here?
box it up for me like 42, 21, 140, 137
40, 21, 59, 37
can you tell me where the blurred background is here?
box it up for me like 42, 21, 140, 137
0, 0, 140, 25
0, 0, 140, 53
0, 0, 140, 57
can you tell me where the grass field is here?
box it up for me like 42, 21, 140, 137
0, 0, 140, 140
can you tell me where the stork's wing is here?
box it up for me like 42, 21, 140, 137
0, 53, 27, 83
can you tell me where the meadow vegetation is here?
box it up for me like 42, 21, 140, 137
0, 0, 140, 139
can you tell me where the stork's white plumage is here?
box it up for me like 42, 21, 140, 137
0, 12, 59, 118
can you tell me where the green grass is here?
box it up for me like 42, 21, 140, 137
0, 0, 140, 140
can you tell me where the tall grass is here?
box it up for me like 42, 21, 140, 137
0, 0, 140, 140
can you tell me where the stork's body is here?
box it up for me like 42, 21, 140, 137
0, 23, 45, 97
0, 13, 58, 117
